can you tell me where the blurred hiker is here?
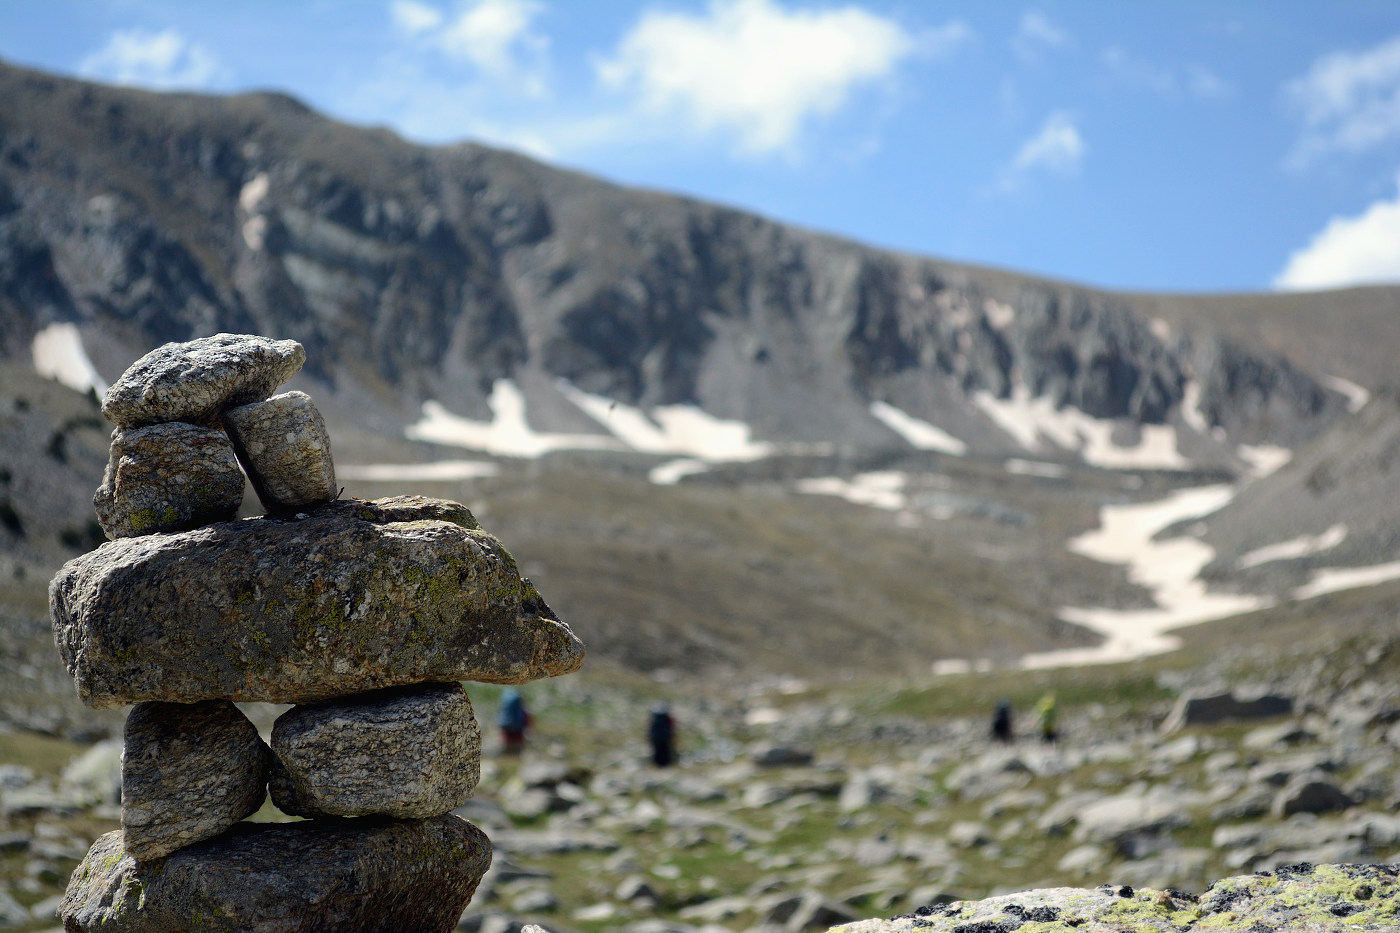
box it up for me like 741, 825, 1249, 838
991, 699, 1013, 743
499, 688, 530, 755
649, 703, 677, 767
1036, 691, 1059, 744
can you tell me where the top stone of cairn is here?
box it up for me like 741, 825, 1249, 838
101, 334, 306, 429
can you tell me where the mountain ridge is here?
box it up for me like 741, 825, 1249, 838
0, 58, 1384, 475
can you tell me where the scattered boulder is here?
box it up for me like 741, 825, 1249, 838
269, 683, 480, 819
765, 891, 859, 931
92, 423, 244, 538
59, 814, 490, 933
58, 739, 123, 807
751, 744, 815, 768
1272, 773, 1356, 817
1160, 692, 1292, 734
100, 334, 305, 429
121, 700, 271, 860
50, 496, 585, 707
223, 391, 337, 513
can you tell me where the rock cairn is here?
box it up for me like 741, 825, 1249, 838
49, 334, 585, 932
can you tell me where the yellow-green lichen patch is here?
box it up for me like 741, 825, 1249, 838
127, 504, 182, 533
1098, 889, 1201, 931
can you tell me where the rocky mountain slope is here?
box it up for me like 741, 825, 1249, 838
0, 58, 1379, 472
4, 59, 1400, 679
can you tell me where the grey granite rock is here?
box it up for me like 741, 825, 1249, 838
59, 814, 490, 933
223, 391, 337, 513
121, 700, 271, 860
92, 423, 244, 538
269, 683, 480, 819
830, 863, 1400, 931
1272, 773, 1355, 816
101, 334, 305, 429
50, 496, 584, 708
1160, 692, 1293, 733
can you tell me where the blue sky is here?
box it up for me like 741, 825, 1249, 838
3, 1, 1400, 294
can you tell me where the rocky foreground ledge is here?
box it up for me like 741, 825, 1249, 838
829, 863, 1400, 932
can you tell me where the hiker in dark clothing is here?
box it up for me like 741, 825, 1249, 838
649, 703, 676, 767
499, 688, 529, 755
991, 699, 1013, 743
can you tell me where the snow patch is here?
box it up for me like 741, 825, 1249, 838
649, 458, 711, 485
795, 471, 906, 511
1149, 318, 1171, 342
31, 323, 107, 397
242, 215, 268, 251
559, 381, 775, 463
984, 299, 1015, 329
932, 658, 994, 676
239, 173, 269, 214
1005, 458, 1067, 478
869, 401, 967, 455
1238, 524, 1347, 570
1322, 374, 1370, 413
1293, 560, 1400, 601
338, 460, 501, 482
407, 382, 623, 458
973, 385, 1189, 470
1180, 381, 1210, 435
1237, 444, 1292, 478
1021, 485, 1271, 670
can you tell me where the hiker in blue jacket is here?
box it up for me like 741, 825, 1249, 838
499, 688, 530, 755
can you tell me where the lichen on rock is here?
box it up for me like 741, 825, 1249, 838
830, 863, 1400, 932
49, 496, 585, 708
100, 334, 305, 429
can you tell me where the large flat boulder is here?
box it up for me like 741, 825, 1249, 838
122, 700, 272, 859
270, 683, 481, 819
101, 334, 305, 429
50, 497, 585, 708
59, 814, 490, 933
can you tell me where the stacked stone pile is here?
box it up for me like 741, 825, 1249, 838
47, 334, 584, 932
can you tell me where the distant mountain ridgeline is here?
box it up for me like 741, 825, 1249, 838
0, 58, 1392, 472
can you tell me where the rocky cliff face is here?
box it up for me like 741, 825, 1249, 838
0, 60, 1361, 467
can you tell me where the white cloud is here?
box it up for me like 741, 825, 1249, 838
1275, 176, 1400, 290
391, 0, 444, 35
993, 111, 1084, 194
595, 0, 921, 156
1012, 11, 1068, 61
1100, 47, 1232, 101
1285, 35, 1400, 166
1017, 110, 1084, 171
78, 28, 222, 89
392, 0, 550, 96
1187, 65, 1231, 100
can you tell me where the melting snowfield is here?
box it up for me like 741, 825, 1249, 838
31, 323, 107, 397
1008, 495, 1400, 672
869, 401, 967, 456
1238, 525, 1347, 569
973, 385, 1189, 470
795, 472, 907, 511
1019, 485, 1271, 670
407, 383, 624, 458
1294, 560, 1400, 601
408, 380, 780, 484
337, 460, 501, 482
